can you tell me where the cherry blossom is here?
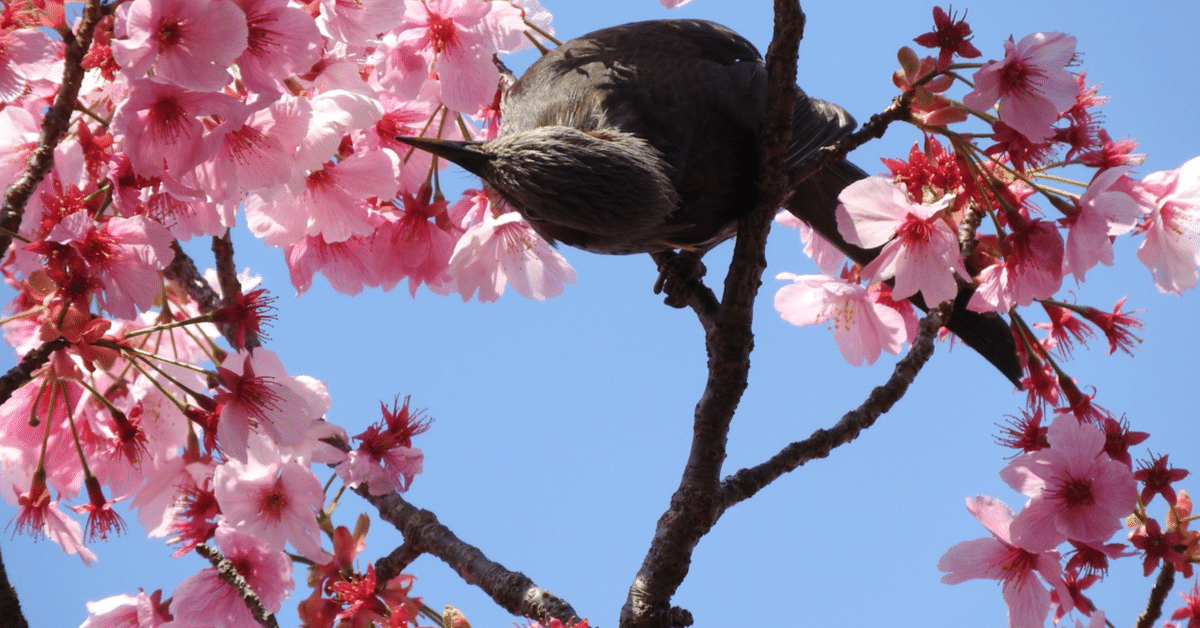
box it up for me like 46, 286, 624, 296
1000, 411, 1137, 546
213, 453, 331, 563
230, 0, 322, 95
835, 176, 968, 305
1062, 166, 1143, 282
112, 0, 249, 92
394, 0, 527, 113
912, 6, 982, 72
446, 209, 577, 302
939, 495, 1069, 628
39, 211, 175, 319
1132, 156, 1200, 293
963, 32, 1078, 141
0, 26, 61, 100
110, 78, 248, 182
79, 589, 169, 628
774, 272, 908, 366
212, 349, 322, 462
170, 527, 294, 628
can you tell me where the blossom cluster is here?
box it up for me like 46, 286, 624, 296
938, 409, 1196, 628
774, 7, 1200, 387
773, 8, 1200, 627
0, 0, 576, 624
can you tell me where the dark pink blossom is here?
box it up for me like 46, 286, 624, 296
969, 219, 1065, 313
912, 6, 982, 72
42, 211, 175, 319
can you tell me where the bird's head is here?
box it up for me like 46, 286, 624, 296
396, 127, 680, 251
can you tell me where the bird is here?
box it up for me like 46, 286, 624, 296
397, 19, 1023, 386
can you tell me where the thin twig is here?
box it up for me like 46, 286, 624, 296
719, 305, 947, 509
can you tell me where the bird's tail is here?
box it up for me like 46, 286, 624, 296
785, 154, 1024, 388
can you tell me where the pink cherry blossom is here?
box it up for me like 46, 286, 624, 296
80, 590, 170, 628
774, 272, 908, 366
939, 495, 1069, 628
112, 0, 249, 91
775, 211, 847, 276
193, 98, 308, 205
214, 454, 331, 563
110, 78, 248, 181
316, 0, 406, 45
1000, 411, 1137, 546
43, 211, 175, 319
212, 349, 322, 462
284, 232, 381, 295
835, 176, 968, 305
395, 0, 526, 113
963, 32, 1078, 142
1132, 156, 1200, 293
446, 209, 577, 302
302, 150, 400, 243
374, 190, 459, 297
969, 220, 1064, 313
0, 26, 62, 100
1062, 166, 1143, 282
170, 527, 294, 627
230, 0, 322, 95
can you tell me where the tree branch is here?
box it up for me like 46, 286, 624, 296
0, 0, 104, 258
195, 543, 280, 628
0, 337, 68, 407
719, 305, 946, 509
1135, 562, 1176, 628
620, 4, 805, 628
0, 544, 30, 628
788, 90, 914, 188
357, 488, 580, 626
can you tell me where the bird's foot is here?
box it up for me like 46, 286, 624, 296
652, 250, 707, 309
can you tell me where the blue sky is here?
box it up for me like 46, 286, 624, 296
3, 1, 1199, 627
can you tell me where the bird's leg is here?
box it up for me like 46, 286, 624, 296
651, 250, 707, 309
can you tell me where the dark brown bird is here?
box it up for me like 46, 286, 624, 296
398, 19, 1022, 385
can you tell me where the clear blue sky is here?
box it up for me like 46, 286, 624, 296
4, 1, 1199, 627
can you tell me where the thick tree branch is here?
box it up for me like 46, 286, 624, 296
195, 543, 280, 628
357, 488, 580, 626
0, 0, 104, 258
719, 305, 946, 509
0, 337, 68, 407
620, 4, 805, 628
0, 544, 30, 628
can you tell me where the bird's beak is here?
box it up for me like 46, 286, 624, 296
395, 135, 491, 178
